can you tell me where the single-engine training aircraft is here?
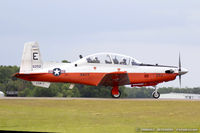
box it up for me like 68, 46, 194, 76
15, 42, 188, 99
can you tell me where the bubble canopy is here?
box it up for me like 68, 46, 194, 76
76, 53, 142, 66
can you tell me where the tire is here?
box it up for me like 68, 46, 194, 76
152, 91, 160, 99
111, 90, 121, 98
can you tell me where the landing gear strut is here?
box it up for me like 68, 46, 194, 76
111, 86, 121, 98
152, 86, 160, 99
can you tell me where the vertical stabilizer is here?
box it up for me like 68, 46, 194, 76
20, 42, 43, 73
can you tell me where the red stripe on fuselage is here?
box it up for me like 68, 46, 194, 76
128, 73, 178, 84
14, 72, 178, 86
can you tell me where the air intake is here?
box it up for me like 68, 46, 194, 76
165, 69, 174, 74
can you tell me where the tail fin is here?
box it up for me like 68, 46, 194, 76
20, 42, 43, 73
19, 42, 51, 88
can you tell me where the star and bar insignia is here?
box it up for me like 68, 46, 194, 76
48, 68, 65, 76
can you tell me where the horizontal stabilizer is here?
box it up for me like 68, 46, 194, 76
32, 81, 50, 88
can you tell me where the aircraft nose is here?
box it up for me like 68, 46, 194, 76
179, 67, 188, 75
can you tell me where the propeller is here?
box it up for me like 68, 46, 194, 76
178, 53, 181, 88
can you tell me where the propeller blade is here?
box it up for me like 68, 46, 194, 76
179, 53, 181, 72
179, 75, 181, 88
178, 53, 182, 88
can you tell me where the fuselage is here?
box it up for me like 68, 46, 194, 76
15, 61, 180, 87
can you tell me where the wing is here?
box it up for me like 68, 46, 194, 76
98, 71, 130, 86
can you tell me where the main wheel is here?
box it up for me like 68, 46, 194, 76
111, 90, 121, 98
152, 91, 160, 99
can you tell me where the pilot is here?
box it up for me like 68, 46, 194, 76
123, 59, 127, 65
113, 57, 119, 64
87, 58, 92, 63
94, 57, 100, 63
120, 58, 127, 65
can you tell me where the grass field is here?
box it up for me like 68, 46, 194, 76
0, 98, 200, 133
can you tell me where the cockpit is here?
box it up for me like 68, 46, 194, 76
83, 53, 141, 66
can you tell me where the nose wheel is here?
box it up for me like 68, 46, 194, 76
111, 86, 121, 98
152, 91, 160, 99
152, 86, 160, 99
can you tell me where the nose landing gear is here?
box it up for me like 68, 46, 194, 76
111, 86, 121, 98
152, 86, 160, 99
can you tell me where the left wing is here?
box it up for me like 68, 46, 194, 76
98, 71, 130, 86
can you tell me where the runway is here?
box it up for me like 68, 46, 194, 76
1, 97, 200, 101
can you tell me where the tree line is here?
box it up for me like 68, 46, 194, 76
0, 65, 199, 98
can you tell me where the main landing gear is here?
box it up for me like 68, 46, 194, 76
111, 86, 121, 98
152, 86, 160, 99
110, 86, 160, 99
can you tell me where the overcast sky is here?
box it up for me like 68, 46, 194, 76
0, 0, 199, 87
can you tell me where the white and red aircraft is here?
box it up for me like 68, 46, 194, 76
15, 42, 188, 99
